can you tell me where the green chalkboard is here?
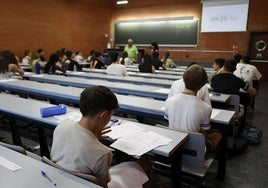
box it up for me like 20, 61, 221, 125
115, 18, 199, 47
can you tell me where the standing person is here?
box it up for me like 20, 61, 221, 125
138, 54, 155, 73
161, 51, 176, 68
37, 49, 46, 62
207, 58, 225, 83
0, 50, 24, 79
124, 39, 138, 63
106, 51, 128, 76
51, 86, 154, 188
150, 42, 159, 53
165, 65, 221, 153
44, 53, 66, 74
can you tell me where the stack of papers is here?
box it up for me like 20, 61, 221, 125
109, 122, 172, 156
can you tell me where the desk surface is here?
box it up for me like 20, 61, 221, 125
0, 145, 101, 188
0, 93, 188, 158
24, 74, 169, 100
65, 71, 173, 88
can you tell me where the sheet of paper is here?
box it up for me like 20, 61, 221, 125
32, 74, 44, 77
0, 79, 17, 82
110, 131, 172, 156
107, 122, 145, 140
54, 111, 82, 122
153, 88, 170, 94
211, 109, 222, 119
0, 156, 21, 172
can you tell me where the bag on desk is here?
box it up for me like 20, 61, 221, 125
40, 105, 67, 118
241, 121, 262, 144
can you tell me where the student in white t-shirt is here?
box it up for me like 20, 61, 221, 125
168, 63, 211, 106
51, 86, 154, 188
106, 51, 128, 76
234, 56, 262, 86
165, 65, 221, 153
119, 51, 132, 66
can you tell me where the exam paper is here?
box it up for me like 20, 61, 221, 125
211, 109, 221, 119
110, 131, 172, 156
107, 122, 145, 139
0, 156, 21, 172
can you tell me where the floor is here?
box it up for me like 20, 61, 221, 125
1, 82, 268, 188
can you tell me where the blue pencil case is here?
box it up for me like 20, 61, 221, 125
40, 105, 67, 118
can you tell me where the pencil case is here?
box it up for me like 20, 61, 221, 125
40, 105, 67, 117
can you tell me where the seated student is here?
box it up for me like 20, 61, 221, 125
152, 52, 165, 70
29, 52, 45, 72
37, 48, 46, 62
234, 56, 262, 87
168, 63, 211, 106
74, 51, 84, 64
207, 58, 225, 83
138, 54, 155, 73
161, 51, 176, 68
119, 51, 132, 66
233, 53, 243, 64
21, 50, 32, 66
90, 52, 106, 69
87, 50, 95, 62
165, 65, 221, 153
102, 49, 112, 66
0, 50, 24, 79
44, 53, 66, 74
65, 50, 82, 71
51, 86, 153, 188
106, 51, 128, 76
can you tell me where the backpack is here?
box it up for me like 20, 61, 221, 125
241, 121, 262, 144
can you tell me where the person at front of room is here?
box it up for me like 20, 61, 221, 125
138, 54, 155, 73
124, 39, 138, 63
207, 58, 225, 83
165, 65, 221, 153
106, 51, 128, 76
51, 86, 154, 188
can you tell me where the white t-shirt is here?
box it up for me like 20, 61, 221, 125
234, 63, 262, 86
168, 79, 211, 106
51, 119, 147, 188
106, 63, 128, 76
74, 55, 84, 64
165, 93, 212, 132
21, 56, 30, 66
119, 57, 132, 66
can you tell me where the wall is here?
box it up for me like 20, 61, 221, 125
112, 0, 268, 66
0, 0, 112, 60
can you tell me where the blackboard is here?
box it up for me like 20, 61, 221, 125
114, 18, 199, 47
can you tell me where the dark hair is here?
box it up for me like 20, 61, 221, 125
233, 53, 242, 63
152, 52, 159, 59
143, 54, 152, 65
151, 42, 159, 52
24, 50, 31, 56
164, 51, 170, 58
65, 50, 73, 59
214, 58, 225, 68
241, 56, 251, 64
183, 65, 208, 91
89, 50, 95, 56
120, 52, 128, 65
94, 52, 101, 58
187, 62, 198, 68
37, 49, 44, 54
224, 59, 237, 73
0, 50, 18, 73
80, 86, 119, 117
108, 51, 118, 63
75, 51, 80, 55
44, 53, 59, 74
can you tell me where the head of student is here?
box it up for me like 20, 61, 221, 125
223, 59, 237, 73
127, 39, 133, 46
241, 56, 251, 64
80, 86, 119, 127
108, 51, 118, 63
213, 58, 225, 71
233, 53, 242, 63
37, 49, 44, 56
183, 65, 208, 92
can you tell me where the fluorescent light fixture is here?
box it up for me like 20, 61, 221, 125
117, 0, 128, 5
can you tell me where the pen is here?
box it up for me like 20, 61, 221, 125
41, 170, 57, 186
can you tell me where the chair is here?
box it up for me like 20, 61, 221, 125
41, 156, 102, 187
0, 141, 27, 155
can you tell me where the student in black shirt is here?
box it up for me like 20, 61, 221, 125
44, 53, 66, 74
65, 50, 82, 71
90, 52, 106, 69
138, 54, 155, 73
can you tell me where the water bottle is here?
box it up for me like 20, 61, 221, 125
35, 61, 41, 74
73, 64, 77, 72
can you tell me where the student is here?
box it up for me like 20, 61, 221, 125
21, 50, 32, 66
65, 50, 82, 71
168, 63, 211, 106
51, 86, 153, 188
37, 49, 46, 62
124, 39, 138, 63
119, 51, 132, 66
90, 52, 106, 69
106, 51, 128, 76
150, 42, 159, 53
44, 53, 66, 74
0, 50, 24, 78
102, 49, 112, 66
152, 52, 165, 70
207, 58, 225, 83
165, 65, 221, 153
161, 51, 176, 68
74, 51, 84, 64
87, 50, 96, 62
138, 54, 155, 73
234, 56, 262, 86
233, 53, 243, 64
29, 52, 45, 73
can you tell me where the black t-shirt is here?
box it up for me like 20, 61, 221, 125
152, 58, 162, 70
93, 59, 105, 69
139, 63, 153, 73
67, 59, 82, 71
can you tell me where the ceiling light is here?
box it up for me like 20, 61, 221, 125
117, 0, 128, 5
